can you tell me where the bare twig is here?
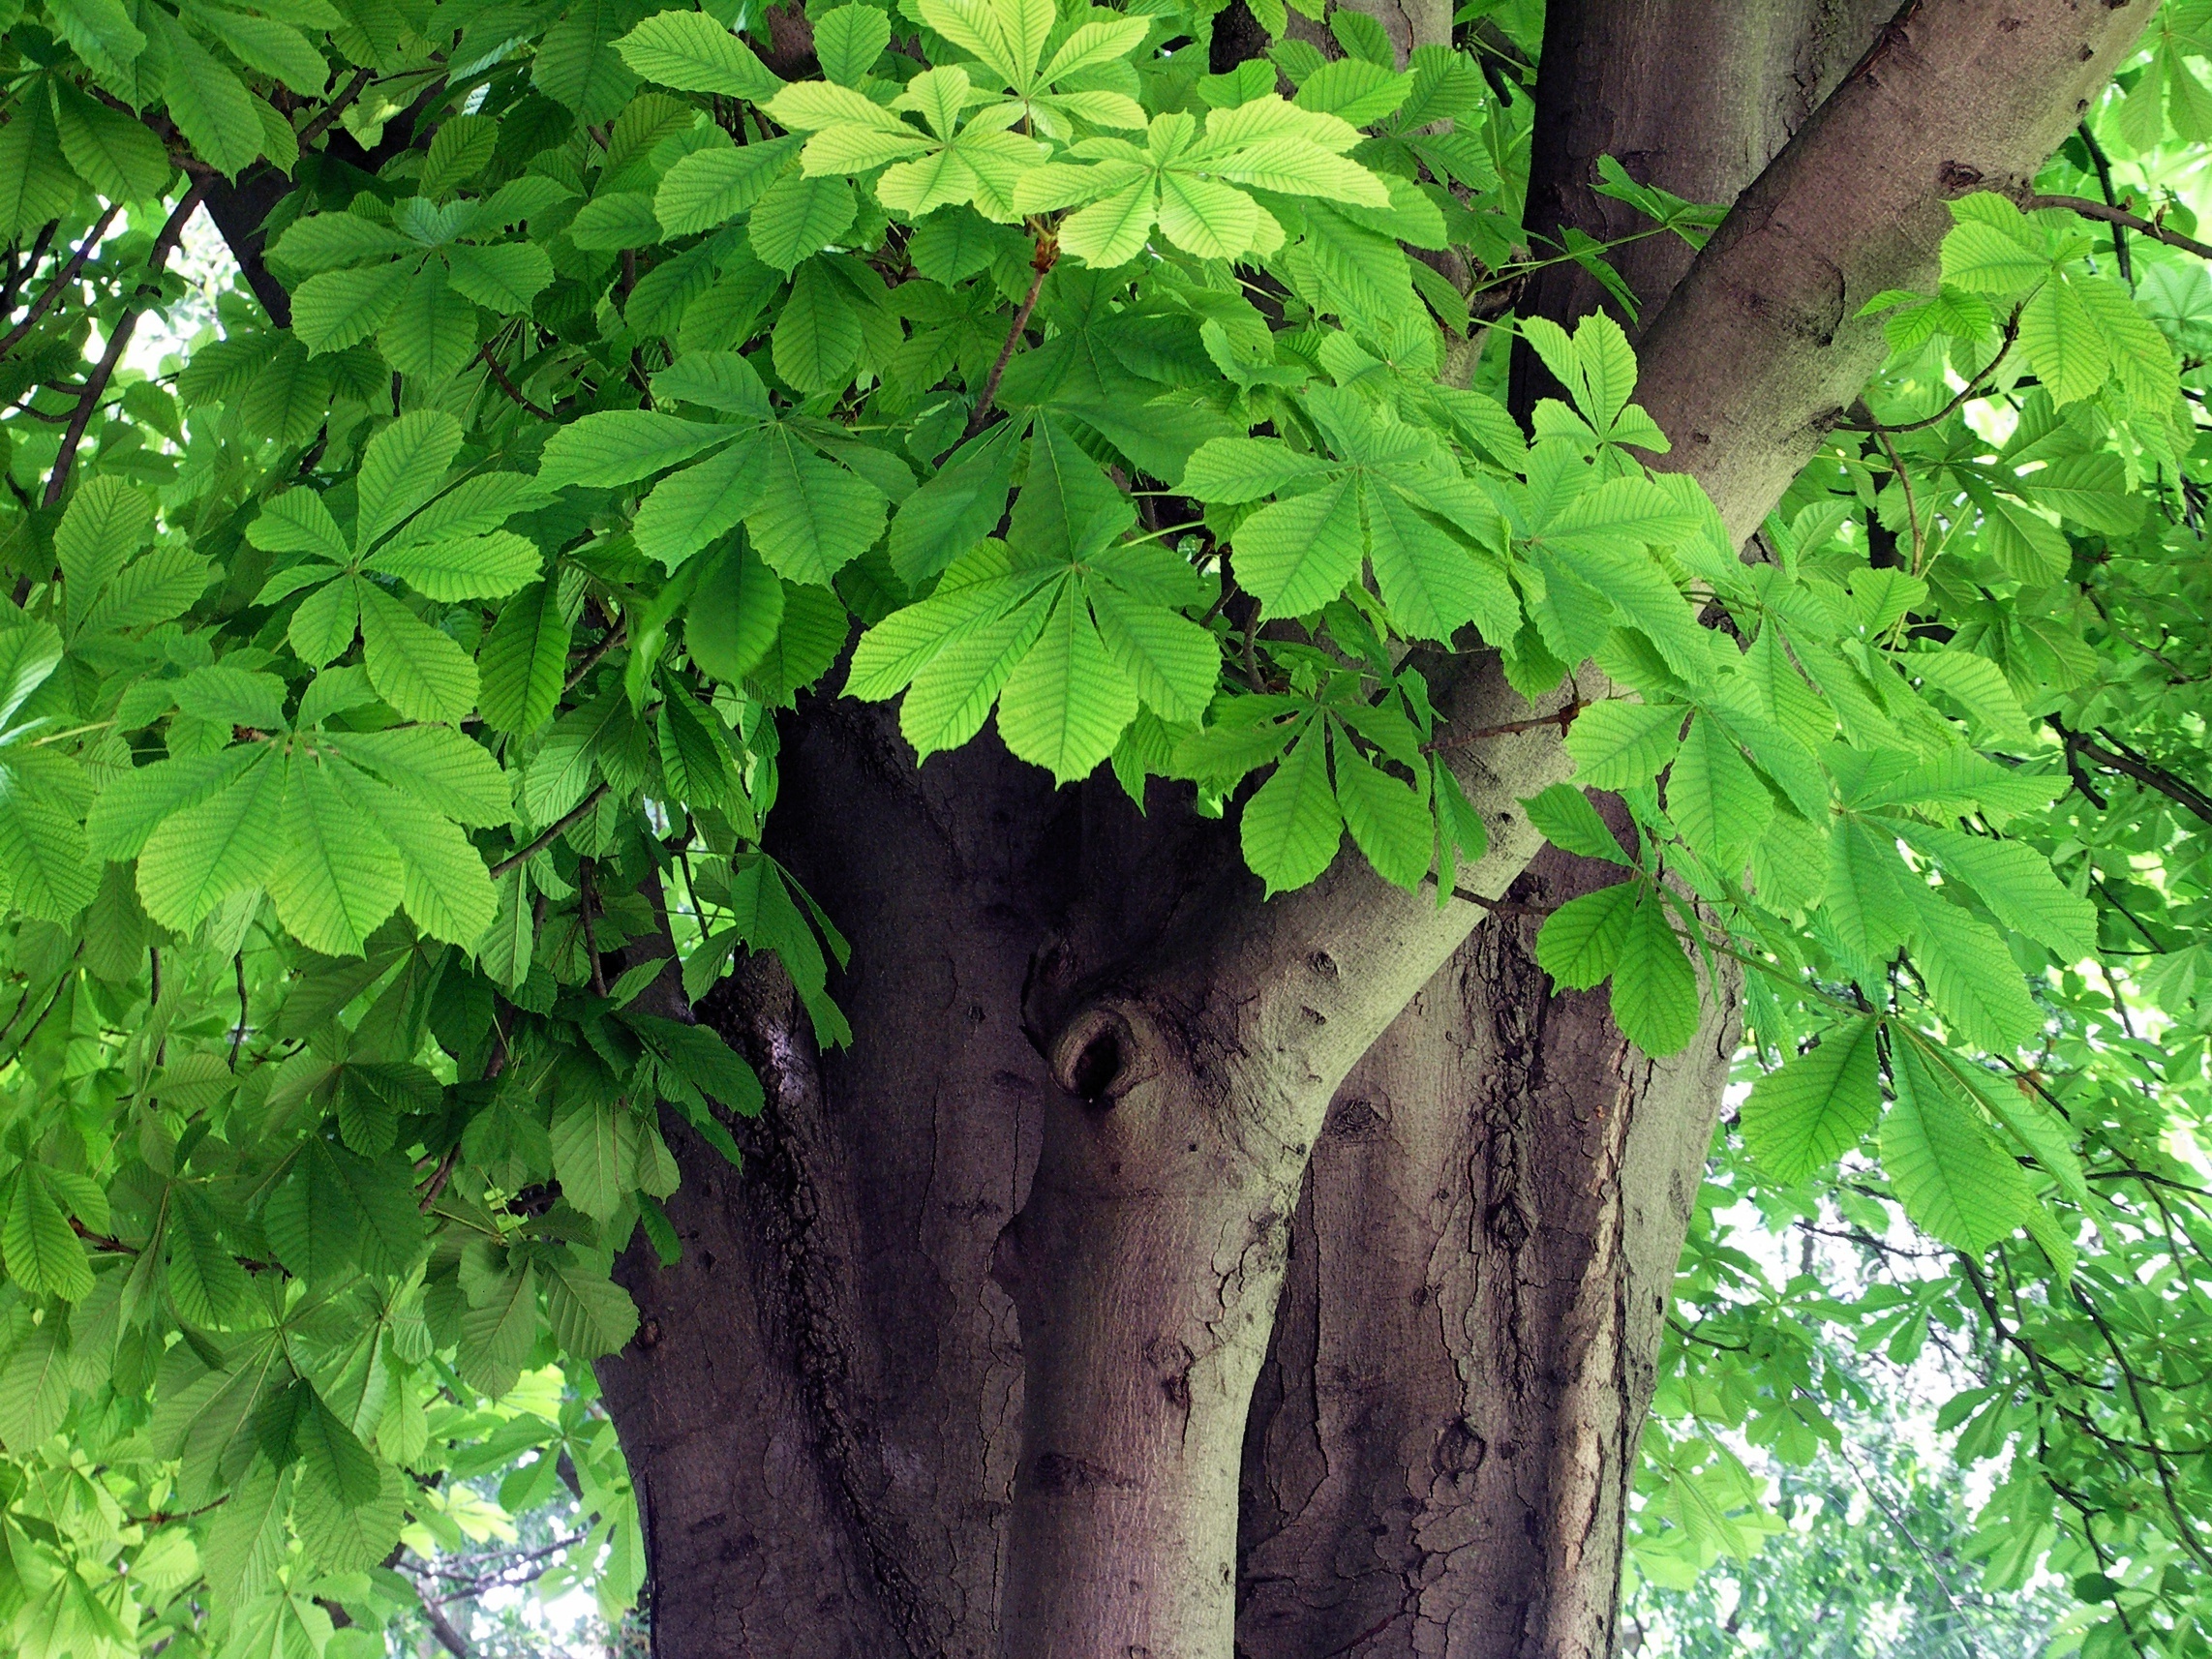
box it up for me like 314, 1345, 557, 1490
2076, 122, 2133, 286
1840, 302, 2024, 436
300, 68, 376, 146
564, 618, 626, 691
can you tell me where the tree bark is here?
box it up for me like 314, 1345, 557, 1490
594, 5, 2163, 1656
1633, 0, 2163, 540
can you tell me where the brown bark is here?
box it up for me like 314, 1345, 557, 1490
1236, 841, 1737, 1659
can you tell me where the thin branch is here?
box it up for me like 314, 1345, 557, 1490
44, 183, 207, 508
2076, 123, 2133, 286
488, 783, 611, 878
0, 203, 122, 363
1866, 417, 1925, 576
2050, 718, 2212, 825
564, 618, 625, 691
478, 338, 553, 419
300, 68, 376, 146
1422, 697, 1585, 753
964, 234, 1056, 439
2023, 193, 2212, 262
1839, 303, 2023, 436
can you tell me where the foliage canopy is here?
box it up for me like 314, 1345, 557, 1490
0, 0, 2207, 1652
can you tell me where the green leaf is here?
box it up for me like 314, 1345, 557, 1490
2017, 276, 2109, 406
53, 81, 170, 201
1, 1166, 94, 1301
995, 586, 1136, 783
1240, 719, 1341, 895
359, 587, 480, 724
1331, 735, 1431, 890
367, 530, 542, 600
687, 538, 787, 683
1236, 471, 1362, 619
1822, 816, 1914, 978
478, 580, 574, 737
1742, 1019, 1883, 1182
378, 261, 480, 384
295, 1395, 382, 1509
152, 10, 263, 175
325, 726, 512, 827
357, 411, 467, 551
0, 771, 100, 922
1564, 701, 1683, 790
1087, 583, 1217, 723
771, 258, 864, 392
136, 745, 288, 932
1666, 711, 1772, 873
1610, 886, 1699, 1054
446, 242, 553, 315
292, 261, 412, 354
542, 1256, 641, 1357
1883, 818, 2097, 959
1521, 783, 1629, 865
656, 138, 802, 235
745, 430, 886, 585
534, 0, 643, 121
635, 437, 770, 570
539, 411, 735, 489
1938, 217, 2050, 293
1906, 885, 2045, 1052
616, 9, 784, 99
269, 752, 406, 956
749, 174, 858, 273
264, 1140, 421, 1282
550, 1093, 635, 1221
1883, 1040, 2033, 1252
1535, 878, 1640, 990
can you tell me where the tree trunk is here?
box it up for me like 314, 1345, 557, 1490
594, 3, 2159, 1655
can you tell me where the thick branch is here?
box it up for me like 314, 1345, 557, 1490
1631, 0, 2160, 540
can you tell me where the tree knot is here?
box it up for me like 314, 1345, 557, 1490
1047, 1003, 1161, 1106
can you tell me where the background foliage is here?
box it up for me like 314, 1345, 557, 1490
0, 0, 2205, 1652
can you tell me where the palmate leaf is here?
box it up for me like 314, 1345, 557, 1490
1240, 719, 1341, 895
359, 587, 479, 724
269, 752, 405, 956
615, 8, 784, 99
263, 1139, 422, 1283
0, 769, 100, 922
1610, 886, 1699, 1055
1666, 712, 1772, 874
478, 579, 574, 736
136, 744, 288, 933
994, 585, 1137, 783
746, 429, 887, 584
1564, 701, 1684, 791
1742, 1018, 1883, 1182
0, 1164, 94, 1301
550, 1094, 636, 1221
1236, 470, 1362, 618
1536, 880, 1642, 991
1905, 885, 2045, 1052
1332, 736, 1431, 890
1883, 1040, 2034, 1252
